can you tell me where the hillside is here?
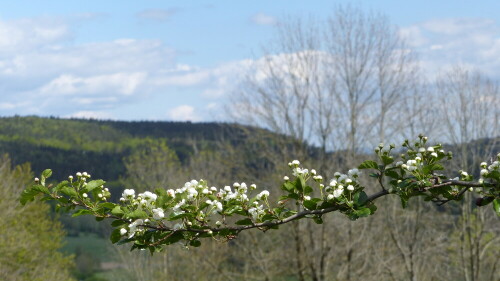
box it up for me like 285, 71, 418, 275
0, 116, 282, 182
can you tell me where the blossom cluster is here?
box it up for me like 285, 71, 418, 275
69, 172, 111, 201
324, 169, 361, 202
479, 153, 500, 181
114, 178, 273, 238
396, 139, 451, 179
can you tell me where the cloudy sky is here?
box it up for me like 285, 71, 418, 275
1, 0, 499, 121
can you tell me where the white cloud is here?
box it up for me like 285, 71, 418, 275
0, 17, 70, 52
401, 17, 500, 78
66, 110, 114, 120
39, 72, 147, 96
251, 13, 277, 26
167, 105, 199, 121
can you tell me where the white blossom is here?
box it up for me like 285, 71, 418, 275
348, 169, 360, 177
215, 201, 223, 212
333, 188, 343, 198
152, 208, 165, 220
257, 190, 270, 200
122, 189, 135, 199
120, 228, 127, 236
128, 219, 144, 238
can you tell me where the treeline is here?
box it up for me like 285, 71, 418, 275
0, 116, 291, 182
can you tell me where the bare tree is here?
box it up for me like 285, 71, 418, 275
436, 66, 500, 281
230, 6, 422, 281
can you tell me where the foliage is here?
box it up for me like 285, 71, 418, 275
0, 155, 75, 280
0, 116, 289, 182
20, 136, 500, 255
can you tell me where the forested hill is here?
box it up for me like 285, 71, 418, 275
0, 116, 278, 182
2, 116, 498, 184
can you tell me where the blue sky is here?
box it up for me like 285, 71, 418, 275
1, 0, 499, 121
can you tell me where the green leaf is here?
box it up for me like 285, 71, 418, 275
224, 206, 243, 215
381, 155, 394, 166
111, 206, 124, 216
84, 180, 105, 192
19, 188, 39, 205
476, 197, 494, 207
40, 169, 52, 185
110, 228, 123, 244
189, 240, 201, 247
303, 200, 317, 210
235, 218, 253, 225
303, 185, 313, 195
117, 238, 135, 245
313, 216, 323, 224
72, 209, 93, 217
41, 169, 52, 179
493, 199, 500, 217
294, 177, 305, 192
384, 170, 399, 179
111, 219, 127, 227
60, 186, 78, 197
358, 160, 378, 170
163, 232, 184, 245
99, 202, 116, 210
261, 214, 275, 222
354, 207, 372, 218
282, 182, 295, 192
367, 203, 377, 214
486, 170, 500, 180
53, 180, 69, 192
432, 163, 444, 171
354, 191, 368, 206
126, 209, 148, 219
31, 184, 50, 195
